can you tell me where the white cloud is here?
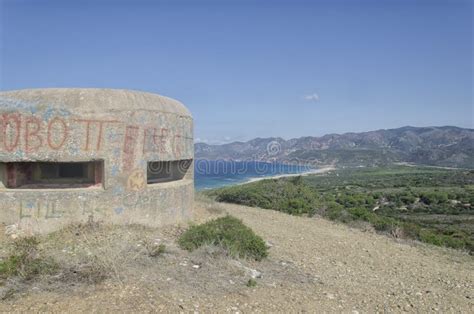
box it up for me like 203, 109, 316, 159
303, 93, 320, 102
194, 138, 209, 144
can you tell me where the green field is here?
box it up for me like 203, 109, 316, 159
205, 166, 474, 253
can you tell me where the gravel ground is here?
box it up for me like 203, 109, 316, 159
0, 200, 473, 312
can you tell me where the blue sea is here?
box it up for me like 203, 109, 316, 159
194, 160, 313, 191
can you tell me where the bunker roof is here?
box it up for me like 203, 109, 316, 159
0, 88, 192, 118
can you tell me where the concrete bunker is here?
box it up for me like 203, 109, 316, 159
0, 89, 194, 234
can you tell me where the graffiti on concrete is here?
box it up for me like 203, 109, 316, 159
0, 89, 194, 234
0, 112, 192, 157
127, 169, 146, 191
18, 199, 63, 220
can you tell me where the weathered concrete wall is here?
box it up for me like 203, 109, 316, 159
0, 89, 194, 234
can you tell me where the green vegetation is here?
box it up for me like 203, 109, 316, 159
178, 215, 268, 261
144, 242, 167, 257
0, 236, 58, 280
246, 278, 257, 287
207, 166, 474, 253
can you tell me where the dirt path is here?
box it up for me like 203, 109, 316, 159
1, 201, 473, 312
222, 203, 473, 312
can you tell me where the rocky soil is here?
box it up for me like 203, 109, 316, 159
1, 199, 473, 312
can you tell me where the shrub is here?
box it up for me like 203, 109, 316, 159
144, 241, 166, 257
246, 278, 257, 287
400, 222, 422, 239
442, 236, 465, 250
0, 236, 58, 280
324, 202, 344, 220
178, 215, 268, 261
419, 229, 443, 246
348, 207, 371, 221
370, 215, 398, 232
211, 179, 319, 216
283, 198, 308, 215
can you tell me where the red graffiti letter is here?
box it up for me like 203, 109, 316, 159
74, 119, 117, 151
173, 134, 183, 158
158, 128, 169, 153
25, 117, 43, 152
95, 120, 107, 151
2, 113, 21, 152
47, 117, 68, 150
80, 120, 94, 151
122, 125, 140, 171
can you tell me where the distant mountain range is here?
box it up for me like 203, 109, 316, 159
195, 126, 474, 168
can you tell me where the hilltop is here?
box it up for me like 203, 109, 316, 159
195, 126, 474, 168
1, 199, 472, 312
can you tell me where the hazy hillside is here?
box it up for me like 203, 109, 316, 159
195, 126, 474, 168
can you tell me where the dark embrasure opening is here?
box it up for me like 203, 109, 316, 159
0, 161, 103, 189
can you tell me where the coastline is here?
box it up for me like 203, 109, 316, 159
240, 166, 336, 185
195, 163, 337, 191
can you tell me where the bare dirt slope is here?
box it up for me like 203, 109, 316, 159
1, 200, 473, 312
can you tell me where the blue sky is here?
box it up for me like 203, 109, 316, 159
0, 0, 472, 144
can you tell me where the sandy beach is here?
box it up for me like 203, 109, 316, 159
242, 166, 336, 185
